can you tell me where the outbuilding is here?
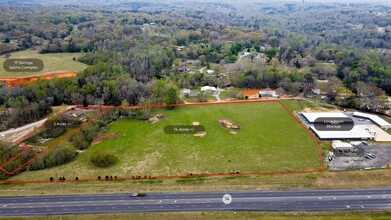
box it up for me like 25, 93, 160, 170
353, 112, 391, 129
201, 86, 217, 93
332, 140, 353, 150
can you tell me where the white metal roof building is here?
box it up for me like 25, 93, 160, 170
353, 112, 391, 129
201, 86, 217, 93
332, 140, 353, 149
301, 112, 348, 123
259, 90, 279, 98
309, 126, 375, 140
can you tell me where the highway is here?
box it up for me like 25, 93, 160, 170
0, 188, 390, 216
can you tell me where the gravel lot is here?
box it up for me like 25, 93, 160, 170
329, 144, 391, 171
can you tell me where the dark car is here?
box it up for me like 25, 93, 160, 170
130, 193, 147, 197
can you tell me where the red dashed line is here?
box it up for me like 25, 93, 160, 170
0, 99, 324, 184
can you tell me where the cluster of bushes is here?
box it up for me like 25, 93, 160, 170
28, 145, 78, 171
97, 176, 118, 180
90, 149, 118, 167
69, 122, 100, 150
0, 143, 77, 179
0, 143, 36, 180
49, 176, 120, 181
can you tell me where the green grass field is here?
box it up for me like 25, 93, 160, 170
9, 101, 320, 181
0, 49, 88, 78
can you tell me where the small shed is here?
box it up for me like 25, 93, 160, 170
332, 140, 353, 149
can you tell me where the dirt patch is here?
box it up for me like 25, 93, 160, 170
37, 138, 52, 144
0, 71, 78, 87
230, 131, 237, 135
91, 133, 118, 145
194, 131, 206, 137
148, 114, 165, 124
0, 118, 47, 143
191, 122, 200, 126
219, 118, 240, 130
241, 89, 260, 98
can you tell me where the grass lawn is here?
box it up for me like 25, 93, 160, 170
207, 94, 217, 101
2, 169, 391, 196
183, 97, 198, 103
219, 88, 242, 100
9, 101, 320, 181
0, 49, 88, 78
280, 99, 304, 112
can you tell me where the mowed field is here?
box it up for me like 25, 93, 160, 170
9, 101, 321, 181
0, 49, 88, 78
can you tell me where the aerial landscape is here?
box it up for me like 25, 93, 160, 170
0, 0, 390, 219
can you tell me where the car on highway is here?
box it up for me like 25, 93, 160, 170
130, 193, 147, 197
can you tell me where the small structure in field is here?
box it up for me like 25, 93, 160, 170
201, 86, 217, 93
148, 114, 165, 124
219, 119, 240, 130
192, 122, 200, 126
194, 131, 206, 137
259, 89, 279, 98
183, 89, 199, 98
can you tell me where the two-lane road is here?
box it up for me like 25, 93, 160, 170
0, 188, 390, 216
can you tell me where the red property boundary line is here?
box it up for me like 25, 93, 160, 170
0, 108, 109, 175
0, 99, 324, 185
0, 109, 73, 172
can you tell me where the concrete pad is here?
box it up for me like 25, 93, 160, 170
357, 125, 391, 142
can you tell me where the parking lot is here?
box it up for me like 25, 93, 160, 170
329, 144, 391, 171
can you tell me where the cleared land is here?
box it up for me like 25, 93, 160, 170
0, 49, 87, 78
9, 101, 320, 181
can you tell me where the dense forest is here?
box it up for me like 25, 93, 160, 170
0, 1, 390, 131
